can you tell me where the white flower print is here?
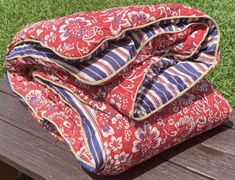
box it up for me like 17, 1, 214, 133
103, 155, 124, 175
103, 142, 111, 155
103, 151, 134, 175
115, 115, 130, 130
36, 29, 44, 36
48, 111, 65, 120
132, 123, 161, 153
149, 6, 156, 12
192, 101, 206, 114
183, 107, 188, 114
81, 47, 89, 54
110, 95, 122, 109
59, 17, 92, 41
114, 151, 130, 164
167, 118, 175, 126
197, 116, 207, 129
109, 113, 123, 124
109, 136, 122, 152
104, 12, 130, 35
174, 116, 195, 140
127, 11, 150, 25
25, 90, 43, 106
44, 31, 57, 45
63, 42, 75, 51
83, 26, 104, 41
124, 129, 132, 141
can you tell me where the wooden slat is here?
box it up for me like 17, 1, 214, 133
171, 144, 235, 179
0, 79, 17, 97
119, 160, 208, 180
201, 127, 235, 156
160, 126, 235, 179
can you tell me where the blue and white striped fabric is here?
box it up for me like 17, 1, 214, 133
53, 86, 105, 171
133, 26, 217, 118
134, 60, 212, 118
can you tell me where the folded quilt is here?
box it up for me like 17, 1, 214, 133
4, 4, 232, 175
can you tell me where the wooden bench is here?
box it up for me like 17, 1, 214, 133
0, 79, 234, 180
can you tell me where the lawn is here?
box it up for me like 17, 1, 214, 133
0, 0, 234, 107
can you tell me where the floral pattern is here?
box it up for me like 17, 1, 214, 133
127, 11, 151, 26
103, 12, 130, 35
25, 89, 43, 106
179, 93, 196, 106
59, 17, 92, 41
132, 123, 161, 154
8, 4, 205, 58
109, 136, 123, 152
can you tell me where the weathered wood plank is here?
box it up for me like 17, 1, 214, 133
0, 79, 17, 97
117, 160, 208, 180
201, 127, 235, 156
160, 126, 235, 180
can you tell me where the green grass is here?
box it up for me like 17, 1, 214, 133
0, 0, 234, 107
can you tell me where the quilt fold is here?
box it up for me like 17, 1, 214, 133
4, 4, 232, 175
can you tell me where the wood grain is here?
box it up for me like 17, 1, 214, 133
161, 127, 235, 179
0, 79, 17, 97
201, 127, 235, 156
